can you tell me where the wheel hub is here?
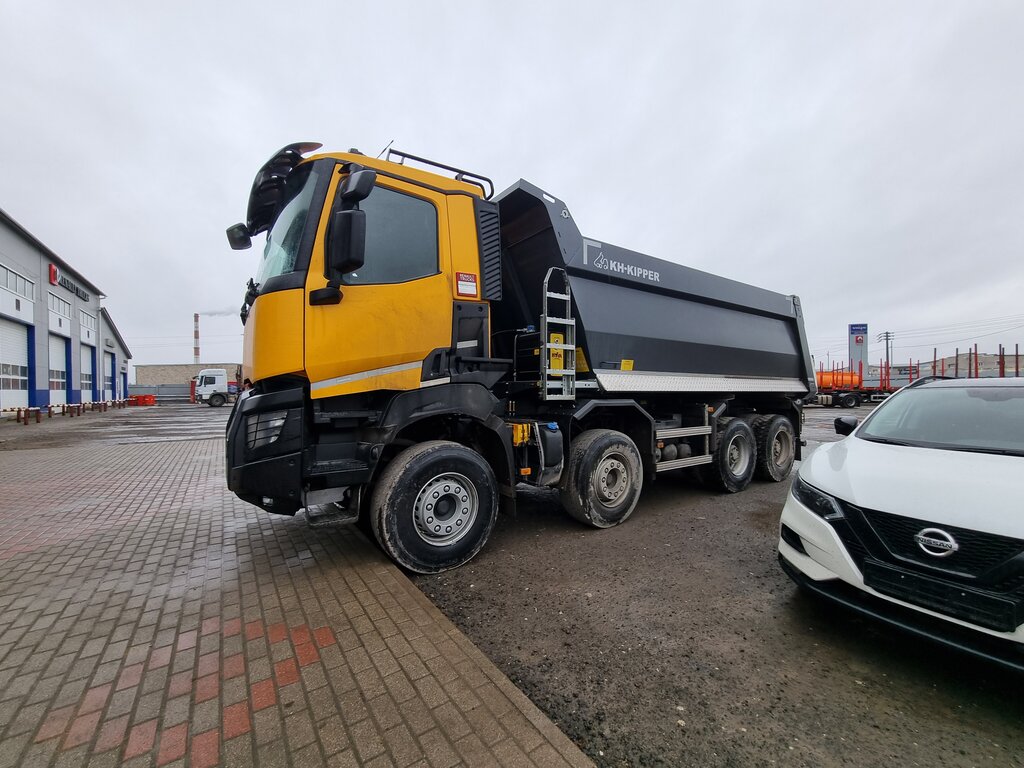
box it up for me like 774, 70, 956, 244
726, 435, 751, 476
413, 473, 478, 547
594, 454, 629, 506
772, 431, 793, 466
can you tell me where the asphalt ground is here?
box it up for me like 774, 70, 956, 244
415, 404, 1024, 767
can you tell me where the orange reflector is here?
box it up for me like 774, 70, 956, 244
519, 468, 532, 476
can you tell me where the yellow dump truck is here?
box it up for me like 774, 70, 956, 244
225, 143, 816, 572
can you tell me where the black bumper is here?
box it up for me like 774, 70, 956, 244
226, 387, 306, 515
778, 553, 1024, 674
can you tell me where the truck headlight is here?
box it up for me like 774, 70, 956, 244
791, 476, 845, 521
246, 410, 288, 449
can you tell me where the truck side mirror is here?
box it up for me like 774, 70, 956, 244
226, 223, 252, 250
339, 169, 376, 202
834, 416, 858, 436
326, 209, 367, 280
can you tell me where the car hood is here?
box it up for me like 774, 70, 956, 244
800, 436, 1024, 539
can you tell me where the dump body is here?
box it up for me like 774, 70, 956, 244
492, 181, 816, 399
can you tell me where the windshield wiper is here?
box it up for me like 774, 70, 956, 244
858, 436, 917, 447
934, 445, 1024, 457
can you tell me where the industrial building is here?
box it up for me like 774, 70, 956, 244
0, 207, 132, 409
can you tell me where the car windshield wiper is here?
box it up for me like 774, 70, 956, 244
933, 445, 1024, 457
858, 436, 917, 447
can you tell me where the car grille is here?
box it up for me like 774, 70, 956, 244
860, 508, 1024, 577
825, 502, 1024, 630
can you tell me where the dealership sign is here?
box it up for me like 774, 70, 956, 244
49, 264, 90, 301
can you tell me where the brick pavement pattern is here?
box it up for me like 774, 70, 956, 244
0, 427, 592, 767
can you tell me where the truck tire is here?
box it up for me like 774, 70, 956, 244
841, 393, 857, 408
209, 393, 226, 407
560, 429, 643, 528
700, 417, 756, 493
369, 441, 498, 574
754, 415, 796, 482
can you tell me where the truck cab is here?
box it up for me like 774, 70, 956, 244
195, 368, 229, 407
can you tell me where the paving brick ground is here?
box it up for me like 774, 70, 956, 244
0, 409, 592, 767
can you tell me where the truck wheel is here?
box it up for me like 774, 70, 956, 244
841, 393, 857, 408
701, 417, 756, 493
370, 441, 498, 574
560, 429, 643, 528
754, 415, 796, 482
209, 394, 226, 407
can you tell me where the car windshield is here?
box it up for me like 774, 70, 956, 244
857, 385, 1024, 455
255, 163, 320, 284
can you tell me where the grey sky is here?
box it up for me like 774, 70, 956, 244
2, 1, 1023, 372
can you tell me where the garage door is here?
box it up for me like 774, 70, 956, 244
49, 334, 67, 406
0, 318, 29, 409
80, 345, 94, 403
103, 351, 114, 400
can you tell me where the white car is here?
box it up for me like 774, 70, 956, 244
778, 377, 1024, 669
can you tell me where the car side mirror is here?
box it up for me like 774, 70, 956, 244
834, 416, 858, 436
326, 209, 366, 280
226, 223, 252, 250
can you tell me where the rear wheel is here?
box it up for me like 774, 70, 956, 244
560, 429, 643, 528
841, 393, 857, 408
370, 441, 498, 574
754, 415, 796, 482
700, 417, 756, 493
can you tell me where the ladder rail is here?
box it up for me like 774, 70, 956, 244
540, 268, 577, 402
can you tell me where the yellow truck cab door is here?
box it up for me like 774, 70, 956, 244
304, 173, 453, 398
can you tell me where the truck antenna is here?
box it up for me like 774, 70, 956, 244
376, 139, 395, 159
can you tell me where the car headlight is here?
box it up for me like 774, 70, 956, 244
246, 410, 288, 449
791, 476, 845, 521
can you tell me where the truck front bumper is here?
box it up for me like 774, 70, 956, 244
226, 387, 306, 515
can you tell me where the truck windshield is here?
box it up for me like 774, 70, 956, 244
857, 385, 1024, 456
255, 163, 321, 284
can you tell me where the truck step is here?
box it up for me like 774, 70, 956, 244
655, 455, 713, 472
305, 503, 359, 529
656, 426, 712, 439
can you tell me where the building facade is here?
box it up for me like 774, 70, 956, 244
0, 207, 132, 409
134, 363, 241, 387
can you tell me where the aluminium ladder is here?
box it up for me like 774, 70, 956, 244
540, 268, 576, 401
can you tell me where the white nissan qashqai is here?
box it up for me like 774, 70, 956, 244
779, 377, 1024, 669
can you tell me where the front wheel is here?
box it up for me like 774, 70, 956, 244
560, 429, 643, 528
700, 417, 757, 493
209, 393, 226, 407
370, 441, 498, 574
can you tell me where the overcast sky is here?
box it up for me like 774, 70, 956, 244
2, 1, 1023, 374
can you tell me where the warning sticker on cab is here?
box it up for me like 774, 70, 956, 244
456, 272, 478, 297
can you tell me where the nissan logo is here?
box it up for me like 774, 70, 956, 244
914, 528, 959, 558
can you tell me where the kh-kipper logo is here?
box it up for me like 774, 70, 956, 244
582, 239, 660, 283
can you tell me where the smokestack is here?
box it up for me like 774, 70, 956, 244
194, 313, 200, 364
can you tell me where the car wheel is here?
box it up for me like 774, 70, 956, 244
370, 441, 498, 574
560, 429, 643, 528
754, 415, 796, 482
701, 417, 757, 493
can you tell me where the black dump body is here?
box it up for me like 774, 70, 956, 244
491, 180, 816, 398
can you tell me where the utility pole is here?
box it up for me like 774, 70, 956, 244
877, 331, 893, 382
